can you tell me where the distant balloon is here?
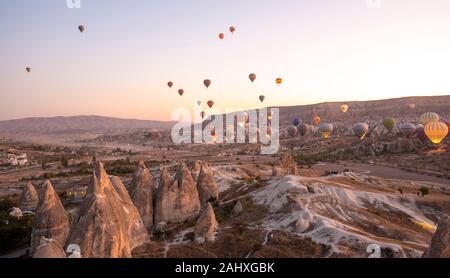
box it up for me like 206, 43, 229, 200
419, 112, 440, 126
229, 26, 236, 33
292, 117, 301, 127
415, 124, 428, 143
249, 73, 256, 83
319, 123, 333, 139
200, 111, 206, 119
259, 95, 265, 103
409, 103, 416, 109
383, 118, 396, 131
341, 104, 349, 113
276, 78, 283, 85
399, 123, 416, 137
207, 100, 214, 108
178, 89, 184, 96
219, 33, 225, 40
78, 25, 85, 33
352, 123, 369, 140
25, 67, 31, 73
313, 116, 321, 126
424, 122, 448, 144
287, 126, 298, 138
197, 100, 202, 106
298, 123, 309, 136
203, 79, 211, 88
167, 81, 173, 88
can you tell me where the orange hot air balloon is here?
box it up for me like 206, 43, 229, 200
200, 111, 206, 119
229, 26, 236, 33
424, 122, 448, 144
167, 81, 173, 88
313, 116, 321, 126
340, 104, 349, 113
249, 73, 256, 83
276, 78, 283, 85
219, 33, 225, 40
203, 79, 211, 89
178, 89, 184, 96
207, 100, 214, 108
78, 25, 85, 33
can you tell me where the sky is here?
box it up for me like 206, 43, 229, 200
1, 0, 450, 121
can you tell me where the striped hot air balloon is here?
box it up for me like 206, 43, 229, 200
424, 122, 448, 144
419, 112, 440, 126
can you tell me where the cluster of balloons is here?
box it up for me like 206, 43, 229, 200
218, 26, 236, 40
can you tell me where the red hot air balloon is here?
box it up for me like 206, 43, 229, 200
203, 79, 211, 89
178, 89, 184, 96
229, 26, 236, 33
167, 81, 173, 88
207, 100, 214, 108
219, 33, 225, 40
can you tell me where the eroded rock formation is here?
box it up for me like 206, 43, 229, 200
20, 182, 38, 211
196, 162, 219, 205
194, 202, 219, 244
129, 161, 154, 230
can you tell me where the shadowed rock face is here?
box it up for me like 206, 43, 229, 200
423, 215, 450, 258
67, 163, 148, 258
30, 180, 70, 256
196, 162, 219, 205
129, 161, 154, 230
33, 238, 67, 258
194, 202, 218, 244
155, 163, 201, 224
20, 182, 38, 211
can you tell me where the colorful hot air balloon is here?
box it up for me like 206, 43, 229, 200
415, 124, 428, 143
399, 123, 417, 138
276, 78, 283, 85
352, 123, 369, 140
298, 123, 309, 136
259, 95, 265, 103
424, 122, 448, 144
420, 112, 440, 126
292, 117, 301, 127
200, 111, 206, 119
219, 33, 225, 40
178, 89, 184, 96
167, 81, 173, 88
25, 67, 31, 73
341, 104, 349, 113
203, 79, 211, 89
319, 123, 333, 139
207, 100, 214, 108
383, 118, 395, 131
287, 126, 298, 138
78, 25, 85, 33
229, 26, 236, 33
249, 73, 256, 83
313, 116, 321, 126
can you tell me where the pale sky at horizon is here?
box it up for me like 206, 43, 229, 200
1, 0, 450, 121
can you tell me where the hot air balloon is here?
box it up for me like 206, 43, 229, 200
249, 73, 256, 83
203, 79, 211, 89
313, 116, 321, 126
259, 95, 265, 103
167, 81, 173, 88
383, 118, 395, 131
298, 123, 309, 136
229, 26, 236, 33
219, 33, 225, 40
276, 78, 283, 85
399, 123, 417, 138
287, 126, 297, 138
25, 67, 31, 73
207, 100, 214, 108
178, 89, 184, 96
78, 25, 85, 33
415, 124, 428, 143
341, 104, 349, 113
352, 123, 369, 140
292, 117, 301, 127
409, 103, 416, 109
319, 123, 333, 139
424, 122, 448, 144
197, 100, 202, 106
420, 112, 440, 126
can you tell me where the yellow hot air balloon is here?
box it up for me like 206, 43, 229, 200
319, 123, 333, 139
420, 112, 440, 126
424, 122, 448, 144
276, 78, 283, 85
340, 104, 349, 113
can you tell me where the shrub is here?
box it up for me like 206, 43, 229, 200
418, 187, 430, 197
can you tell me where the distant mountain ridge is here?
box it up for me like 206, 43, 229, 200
0, 115, 176, 135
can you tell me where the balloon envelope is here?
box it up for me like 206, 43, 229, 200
249, 73, 256, 83
259, 95, 265, 103
399, 123, 417, 137
424, 122, 448, 144
26, 67, 31, 73
319, 123, 333, 138
383, 118, 395, 131
219, 33, 224, 40
276, 78, 283, 85
78, 25, 85, 33
167, 81, 173, 88
207, 100, 214, 108
352, 123, 369, 140
178, 89, 184, 96
313, 116, 321, 126
203, 79, 211, 88
292, 117, 301, 127
409, 103, 416, 109
420, 112, 440, 126
287, 126, 297, 138
229, 26, 236, 33
298, 123, 309, 136
341, 105, 349, 113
